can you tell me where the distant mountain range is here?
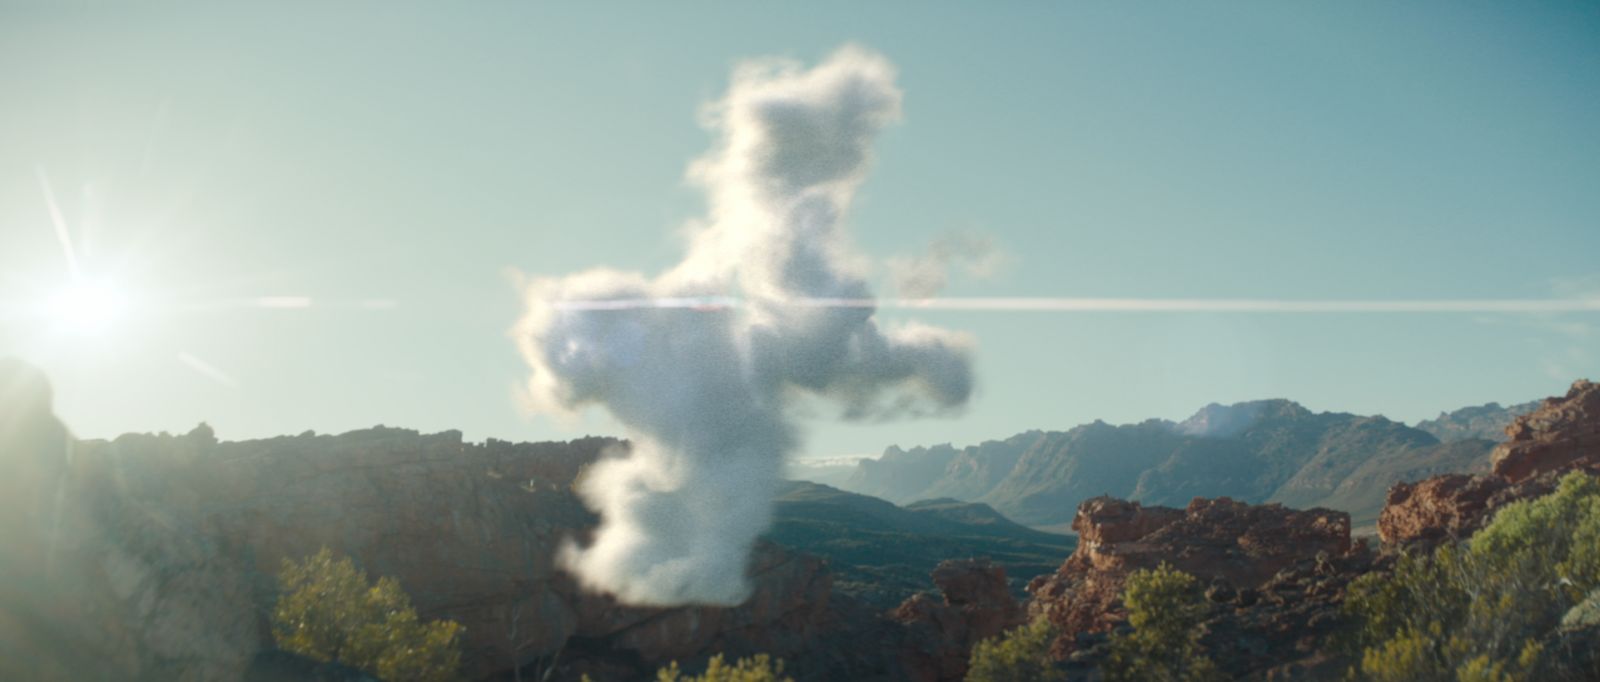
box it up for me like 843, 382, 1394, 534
765, 480, 1074, 608
835, 397, 1537, 528
1414, 400, 1540, 442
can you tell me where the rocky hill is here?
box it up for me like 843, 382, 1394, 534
844, 399, 1494, 527
1414, 399, 1540, 442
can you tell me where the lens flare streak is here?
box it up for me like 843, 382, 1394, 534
550, 296, 1600, 314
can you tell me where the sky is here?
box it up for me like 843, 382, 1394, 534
2, 2, 1598, 459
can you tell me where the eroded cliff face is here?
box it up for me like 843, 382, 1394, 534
1026, 495, 1368, 679
1380, 380, 1600, 547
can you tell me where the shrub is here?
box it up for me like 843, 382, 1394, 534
966, 616, 1066, 682
272, 548, 463, 682
1344, 471, 1600, 681
1104, 563, 1223, 682
655, 654, 792, 682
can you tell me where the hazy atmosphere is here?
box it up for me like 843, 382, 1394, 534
7, 4, 1600, 682
4, 3, 1598, 461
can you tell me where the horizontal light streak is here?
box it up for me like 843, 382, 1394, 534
255, 296, 314, 309
551, 296, 1600, 314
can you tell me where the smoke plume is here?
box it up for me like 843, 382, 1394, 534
513, 46, 974, 606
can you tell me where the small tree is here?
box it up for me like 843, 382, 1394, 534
655, 654, 792, 682
966, 616, 1066, 682
1104, 563, 1224, 682
273, 548, 464, 682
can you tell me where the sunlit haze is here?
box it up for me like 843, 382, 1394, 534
2, 3, 1597, 458
44, 281, 128, 335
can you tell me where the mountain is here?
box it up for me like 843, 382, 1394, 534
766, 480, 1074, 608
841, 399, 1498, 527
846, 442, 961, 501
920, 432, 1042, 501
1414, 400, 1541, 442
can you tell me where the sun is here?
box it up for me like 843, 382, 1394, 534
46, 280, 128, 334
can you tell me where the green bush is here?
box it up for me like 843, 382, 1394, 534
966, 616, 1065, 682
272, 548, 463, 682
655, 654, 793, 682
1344, 471, 1600, 681
1104, 563, 1223, 682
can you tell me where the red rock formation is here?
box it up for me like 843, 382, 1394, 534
889, 558, 1027, 682
1380, 379, 1600, 547
1491, 380, 1600, 483
1026, 495, 1363, 678
1029, 496, 1350, 638
1378, 473, 1510, 547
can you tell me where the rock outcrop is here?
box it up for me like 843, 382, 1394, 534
1027, 495, 1367, 679
1376, 471, 1572, 548
1491, 380, 1600, 483
889, 559, 1027, 682
1380, 380, 1600, 547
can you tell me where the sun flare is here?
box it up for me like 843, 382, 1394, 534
46, 280, 128, 334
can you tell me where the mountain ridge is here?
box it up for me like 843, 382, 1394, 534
841, 397, 1515, 527
1415, 399, 1541, 442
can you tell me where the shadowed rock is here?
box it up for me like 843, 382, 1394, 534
889, 558, 1027, 682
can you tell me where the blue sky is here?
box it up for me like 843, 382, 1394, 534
2, 2, 1597, 457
